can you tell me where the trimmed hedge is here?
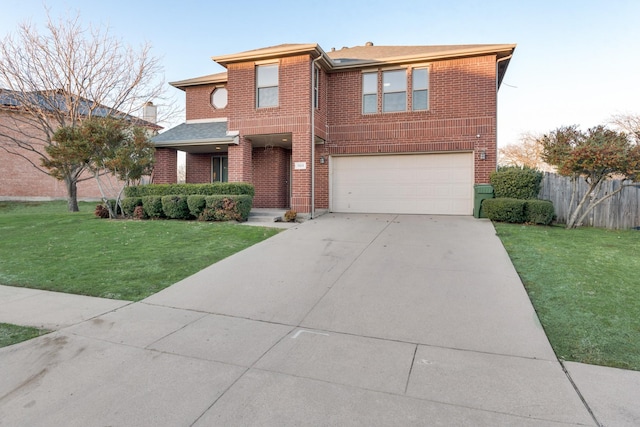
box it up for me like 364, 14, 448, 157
199, 195, 253, 222
142, 196, 164, 219
122, 193, 252, 222
525, 199, 555, 225
125, 183, 255, 198
161, 195, 190, 220
121, 197, 142, 217
187, 195, 206, 218
490, 167, 543, 199
484, 198, 555, 225
482, 198, 526, 223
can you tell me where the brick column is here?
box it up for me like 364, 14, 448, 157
290, 130, 312, 214
228, 137, 252, 183
153, 148, 177, 183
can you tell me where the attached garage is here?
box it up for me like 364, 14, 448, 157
330, 153, 474, 215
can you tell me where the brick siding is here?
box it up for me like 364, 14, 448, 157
170, 51, 500, 213
153, 148, 177, 184
0, 109, 124, 200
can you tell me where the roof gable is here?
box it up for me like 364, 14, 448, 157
172, 42, 516, 90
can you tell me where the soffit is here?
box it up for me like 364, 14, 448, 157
170, 72, 228, 91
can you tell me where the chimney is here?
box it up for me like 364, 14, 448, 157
142, 101, 157, 124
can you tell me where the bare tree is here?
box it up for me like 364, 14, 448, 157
499, 132, 553, 171
610, 113, 640, 143
0, 11, 174, 211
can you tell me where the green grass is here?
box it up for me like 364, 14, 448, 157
494, 223, 640, 370
0, 323, 50, 348
0, 201, 281, 301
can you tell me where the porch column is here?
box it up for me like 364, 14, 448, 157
153, 148, 177, 183
228, 136, 252, 182
291, 130, 312, 214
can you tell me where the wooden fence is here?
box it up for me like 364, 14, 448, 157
538, 172, 640, 229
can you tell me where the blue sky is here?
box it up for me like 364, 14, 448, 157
1, 0, 638, 147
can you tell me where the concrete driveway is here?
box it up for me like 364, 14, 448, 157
0, 214, 606, 425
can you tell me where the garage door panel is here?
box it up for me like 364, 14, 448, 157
331, 153, 473, 215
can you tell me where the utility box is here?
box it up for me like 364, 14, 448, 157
473, 184, 494, 218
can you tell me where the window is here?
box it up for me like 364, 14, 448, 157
362, 72, 377, 114
382, 70, 406, 112
212, 156, 228, 182
313, 66, 320, 109
412, 68, 429, 111
211, 87, 228, 109
256, 64, 278, 108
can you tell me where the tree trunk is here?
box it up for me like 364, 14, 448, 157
65, 176, 79, 212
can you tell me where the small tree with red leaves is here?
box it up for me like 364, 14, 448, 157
540, 125, 640, 228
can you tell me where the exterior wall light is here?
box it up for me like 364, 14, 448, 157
479, 150, 486, 160
319, 156, 326, 164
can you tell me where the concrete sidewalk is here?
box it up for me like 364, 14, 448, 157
0, 285, 130, 330
0, 214, 638, 426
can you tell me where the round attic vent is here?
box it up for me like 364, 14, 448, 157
365, 41, 374, 46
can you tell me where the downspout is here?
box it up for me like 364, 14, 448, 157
495, 54, 513, 172
310, 56, 322, 219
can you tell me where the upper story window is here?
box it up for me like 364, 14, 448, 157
412, 68, 429, 111
211, 87, 228, 109
382, 70, 407, 112
256, 64, 278, 108
362, 72, 378, 114
362, 67, 429, 114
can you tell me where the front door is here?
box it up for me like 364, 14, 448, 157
212, 156, 228, 182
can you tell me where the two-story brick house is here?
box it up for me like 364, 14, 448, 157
152, 42, 515, 216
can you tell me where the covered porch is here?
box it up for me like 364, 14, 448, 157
152, 121, 293, 209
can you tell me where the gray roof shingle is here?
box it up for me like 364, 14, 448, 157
152, 121, 230, 145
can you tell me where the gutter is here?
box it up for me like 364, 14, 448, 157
310, 56, 322, 219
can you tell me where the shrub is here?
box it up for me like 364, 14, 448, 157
125, 183, 255, 198
525, 199, 555, 225
490, 167, 543, 199
133, 205, 145, 220
186, 195, 206, 218
199, 195, 253, 222
284, 210, 297, 222
121, 197, 142, 217
94, 204, 110, 219
161, 195, 190, 219
141, 196, 164, 219
482, 198, 526, 223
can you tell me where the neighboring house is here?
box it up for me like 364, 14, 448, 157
152, 42, 515, 216
0, 89, 160, 201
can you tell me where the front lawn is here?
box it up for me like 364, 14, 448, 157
0, 201, 281, 301
494, 223, 640, 370
0, 323, 50, 348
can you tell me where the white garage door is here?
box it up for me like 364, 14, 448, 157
330, 153, 473, 215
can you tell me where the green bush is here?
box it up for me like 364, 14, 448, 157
161, 195, 190, 219
490, 167, 543, 199
125, 183, 255, 198
525, 199, 555, 225
482, 198, 526, 223
141, 196, 164, 219
199, 195, 253, 222
186, 195, 206, 218
121, 197, 142, 217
